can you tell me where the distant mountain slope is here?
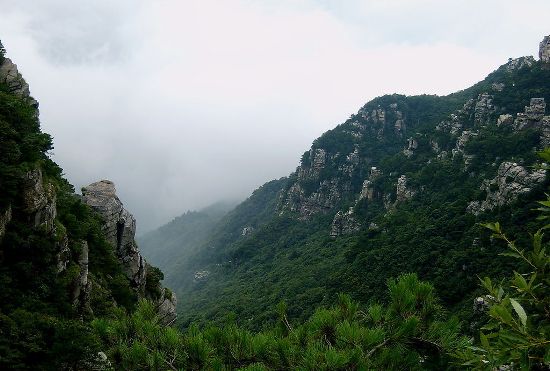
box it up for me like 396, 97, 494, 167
147, 42, 550, 330
138, 201, 237, 284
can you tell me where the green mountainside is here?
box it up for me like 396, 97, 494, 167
144, 48, 550, 332
1, 36, 550, 370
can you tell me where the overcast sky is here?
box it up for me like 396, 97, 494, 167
1, 0, 549, 233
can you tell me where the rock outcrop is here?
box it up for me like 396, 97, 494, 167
82, 180, 146, 288
467, 162, 546, 215
330, 207, 360, 237
396, 175, 415, 202
0, 56, 38, 108
540, 35, 550, 63
82, 180, 177, 324
0, 205, 12, 241
72, 241, 92, 316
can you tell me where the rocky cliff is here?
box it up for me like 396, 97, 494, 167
82, 180, 177, 324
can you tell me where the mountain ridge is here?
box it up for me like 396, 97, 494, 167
143, 38, 550, 331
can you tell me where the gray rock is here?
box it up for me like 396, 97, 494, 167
72, 241, 92, 315
82, 180, 147, 288
56, 233, 70, 273
155, 289, 177, 325
21, 169, 57, 232
403, 137, 418, 157
514, 97, 547, 129
540, 35, 550, 63
505, 56, 535, 72
0, 205, 12, 241
468, 162, 546, 215
330, 207, 360, 237
0, 57, 38, 107
496, 114, 513, 127
474, 93, 495, 124
241, 226, 254, 236
396, 175, 415, 202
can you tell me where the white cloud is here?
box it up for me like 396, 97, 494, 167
0, 0, 548, 232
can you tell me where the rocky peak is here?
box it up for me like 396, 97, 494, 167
82, 180, 145, 288
540, 35, 550, 63
0, 55, 38, 108
82, 180, 177, 324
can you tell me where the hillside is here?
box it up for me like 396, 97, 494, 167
0, 42, 174, 369
146, 39, 550, 331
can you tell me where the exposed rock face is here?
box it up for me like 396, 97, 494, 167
56, 234, 70, 273
505, 56, 535, 72
540, 35, 550, 63
330, 207, 360, 237
82, 180, 146, 288
467, 162, 546, 215
0, 205, 12, 241
241, 226, 254, 236
403, 137, 418, 157
156, 291, 177, 325
359, 167, 382, 201
81, 180, 177, 324
514, 97, 547, 130
474, 93, 495, 124
280, 176, 349, 219
22, 169, 57, 233
396, 175, 415, 202
496, 114, 513, 127
0, 57, 38, 107
72, 241, 92, 315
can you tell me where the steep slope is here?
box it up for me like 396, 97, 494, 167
156, 38, 550, 330
0, 42, 175, 368
138, 201, 237, 287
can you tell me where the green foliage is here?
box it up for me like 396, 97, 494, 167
96, 275, 466, 370
455, 199, 550, 369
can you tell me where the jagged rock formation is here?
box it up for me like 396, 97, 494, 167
540, 35, 550, 63
82, 180, 146, 288
395, 175, 415, 202
82, 180, 176, 324
22, 169, 57, 232
330, 207, 360, 237
359, 167, 382, 201
72, 241, 92, 315
506, 56, 535, 72
467, 162, 546, 215
0, 56, 38, 108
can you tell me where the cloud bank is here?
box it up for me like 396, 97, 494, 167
1, 0, 549, 232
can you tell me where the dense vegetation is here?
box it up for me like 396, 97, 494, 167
141, 56, 550, 334
1, 39, 549, 369
0, 43, 161, 369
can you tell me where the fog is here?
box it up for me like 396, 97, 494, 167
1, 0, 549, 233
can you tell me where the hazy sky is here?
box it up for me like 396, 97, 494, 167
1, 0, 549, 233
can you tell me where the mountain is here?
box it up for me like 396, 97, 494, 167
0, 42, 175, 369
138, 200, 237, 286
145, 37, 550, 330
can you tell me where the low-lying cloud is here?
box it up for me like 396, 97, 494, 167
1, 0, 549, 232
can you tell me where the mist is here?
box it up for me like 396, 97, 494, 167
1, 0, 549, 233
